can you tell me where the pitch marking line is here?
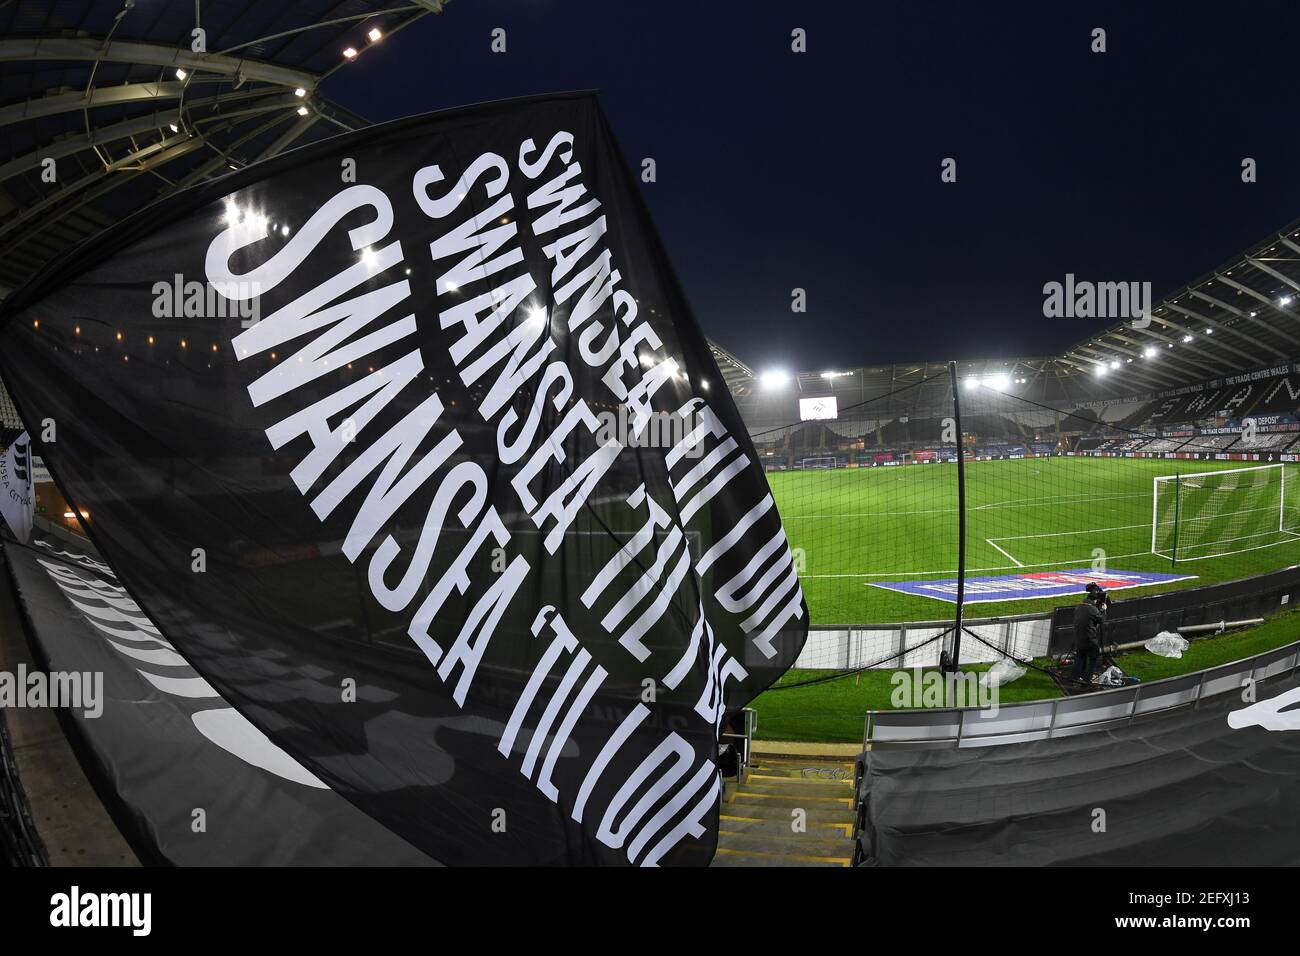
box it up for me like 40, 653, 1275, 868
801, 547, 1160, 578
782, 490, 1149, 520
1154, 527, 1300, 561
812, 532, 1300, 580
984, 539, 1024, 567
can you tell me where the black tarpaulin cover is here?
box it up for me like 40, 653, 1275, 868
2, 530, 435, 865
0, 92, 807, 865
858, 669, 1300, 865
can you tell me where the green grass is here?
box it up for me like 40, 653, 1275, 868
770, 457, 1300, 625
1119, 609, 1300, 682
750, 608, 1300, 742
752, 661, 1060, 742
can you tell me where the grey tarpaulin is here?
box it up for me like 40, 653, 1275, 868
2, 529, 435, 865
858, 671, 1300, 865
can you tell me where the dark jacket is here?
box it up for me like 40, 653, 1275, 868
1072, 601, 1104, 651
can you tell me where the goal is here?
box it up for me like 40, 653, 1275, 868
1151, 463, 1300, 561
798, 456, 838, 470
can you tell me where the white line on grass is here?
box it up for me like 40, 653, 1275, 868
1155, 526, 1300, 561
984, 539, 1024, 567
782, 490, 1148, 520
800, 549, 1158, 578
970, 490, 1147, 510
802, 531, 1300, 578
783, 460, 1300, 578
987, 521, 1151, 542
1172, 504, 1280, 524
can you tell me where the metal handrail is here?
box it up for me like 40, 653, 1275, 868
718, 706, 757, 780
743, 706, 756, 775
862, 637, 1300, 749
807, 609, 1050, 633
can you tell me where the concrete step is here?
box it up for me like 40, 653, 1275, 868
713, 849, 851, 867
714, 754, 858, 866
717, 825, 854, 855
719, 801, 852, 824
752, 754, 856, 767
741, 774, 854, 798
712, 842, 852, 867
728, 789, 854, 810
719, 813, 853, 840
746, 762, 855, 780
751, 741, 863, 761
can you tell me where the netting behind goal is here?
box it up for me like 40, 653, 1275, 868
748, 364, 1300, 684
797, 456, 838, 470
1151, 464, 1300, 561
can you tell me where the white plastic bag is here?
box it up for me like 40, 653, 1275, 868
981, 658, 1027, 689
1145, 631, 1189, 659
1095, 665, 1126, 686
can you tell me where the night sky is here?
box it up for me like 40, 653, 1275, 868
323, 0, 1300, 375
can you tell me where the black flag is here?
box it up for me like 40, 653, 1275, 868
0, 92, 807, 865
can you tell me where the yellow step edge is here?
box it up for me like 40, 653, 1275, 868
731, 791, 853, 804
719, 825, 854, 843
746, 773, 854, 786
719, 814, 852, 835
713, 846, 851, 866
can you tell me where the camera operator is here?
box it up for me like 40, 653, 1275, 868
1069, 583, 1109, 684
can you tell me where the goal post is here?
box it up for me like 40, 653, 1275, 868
798, 456, 838, 470
1151, 462, 1299, 562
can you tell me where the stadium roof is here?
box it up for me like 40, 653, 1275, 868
0, 0, 450, 296
708, 339, 755, 395
1060, 213, 1300, 391
725, 212, 1300, 412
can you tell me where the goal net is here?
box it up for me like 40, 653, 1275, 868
797, 456, 838, 470
1151, 463, 1300, 561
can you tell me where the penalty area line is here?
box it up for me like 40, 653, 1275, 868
800, 546, 1163, 578
984, 538, 1024, 567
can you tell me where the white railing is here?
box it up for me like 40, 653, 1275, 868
797, 612, 1053, 671
862, 639, 1300, 750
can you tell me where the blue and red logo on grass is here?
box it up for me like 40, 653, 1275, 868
869, 568, 1196, 604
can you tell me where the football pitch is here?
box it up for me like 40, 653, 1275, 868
767, 457, 1300, 625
